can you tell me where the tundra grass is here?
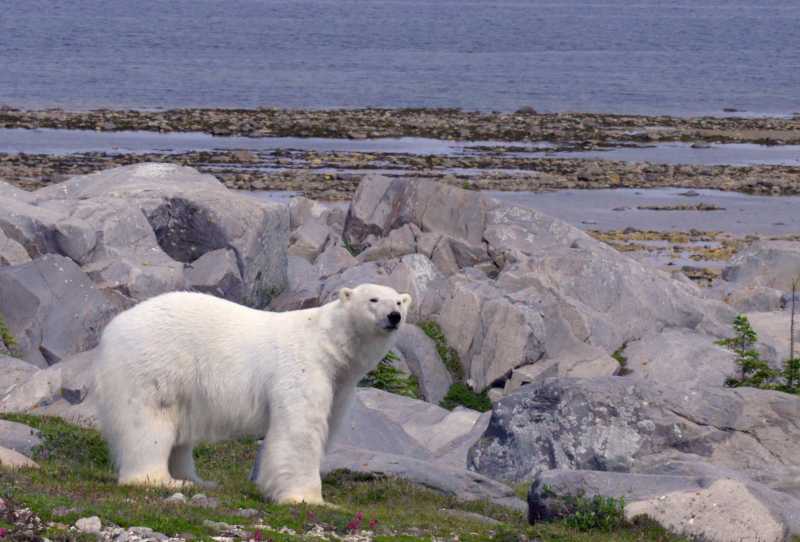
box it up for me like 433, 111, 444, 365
1, 414, 685, 541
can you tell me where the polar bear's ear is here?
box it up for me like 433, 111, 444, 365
339, 287, 353, 303
400, 293, 412, 307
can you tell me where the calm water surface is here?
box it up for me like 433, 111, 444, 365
1, 0, 799, 115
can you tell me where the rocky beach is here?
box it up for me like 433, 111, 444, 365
1, 151, 799, 540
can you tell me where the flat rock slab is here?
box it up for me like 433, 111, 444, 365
0, 445, 39, 469
323, 445, 525, 512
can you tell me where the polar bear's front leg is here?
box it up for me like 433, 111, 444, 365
254, 387, 333, 505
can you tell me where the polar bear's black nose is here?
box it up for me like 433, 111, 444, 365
388, 311, 402, 325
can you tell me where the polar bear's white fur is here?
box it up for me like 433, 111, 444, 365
94, 284, 411, 504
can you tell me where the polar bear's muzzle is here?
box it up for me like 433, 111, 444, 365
383, 311, 403, 331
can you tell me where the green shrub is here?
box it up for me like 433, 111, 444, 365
0, 312, 17, 354
563, 494, 626, 532
718, 314, 799, 394
439, 383, 492, 412
612, 345, 631, 376
359, 351, 420, 399
418, 320, 464, 382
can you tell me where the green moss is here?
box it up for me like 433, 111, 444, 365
0, 312, 17, 354
440, 383, 492, 412
612, 345, 632, 376
359, 351, 421, 399
418, 320, 464, 381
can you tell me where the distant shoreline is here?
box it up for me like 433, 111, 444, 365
1, 107, 799, 145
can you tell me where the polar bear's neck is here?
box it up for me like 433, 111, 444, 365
317, 300, 396, 382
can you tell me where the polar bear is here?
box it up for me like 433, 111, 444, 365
94, 283, 411, 504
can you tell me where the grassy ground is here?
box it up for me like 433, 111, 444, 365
0, 414, 687, 541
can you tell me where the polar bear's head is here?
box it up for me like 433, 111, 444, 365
339, 284, 412, 335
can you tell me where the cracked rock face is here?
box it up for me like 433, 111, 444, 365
468, 377, 800, 485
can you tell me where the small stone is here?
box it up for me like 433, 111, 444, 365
164, 492, 187, 504
235, 508, 259, 518
75, 516, 102, 534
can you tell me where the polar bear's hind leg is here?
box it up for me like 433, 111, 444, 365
115, 412, 186, 488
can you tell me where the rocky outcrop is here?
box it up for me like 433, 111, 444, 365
340, 176, 734, 391
0, 255, 117, 367
469, 377, 800, 485
33, 163, 289, 307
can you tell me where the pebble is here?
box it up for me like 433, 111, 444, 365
189, 493, 219, 508
164, 492, 187, 504
75, 516, 102, 533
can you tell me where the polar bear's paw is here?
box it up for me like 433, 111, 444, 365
277, 494, 327, 506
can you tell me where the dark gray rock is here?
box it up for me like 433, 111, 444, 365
0, 255, 118, 367
468, 377, 800, 485
185, 248, 243, 301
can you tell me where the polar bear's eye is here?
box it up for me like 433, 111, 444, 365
370, 298, 378, 303
396, 301, 401, 306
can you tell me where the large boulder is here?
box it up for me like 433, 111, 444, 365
0, 420, 42, 456
0, 255, 117, 367
341, 177, 735, 391
468, 377, 800, 486
320, 254, 446, 322
722, 241, 800, 293
622, 329, 737, 389
34, 163, 289, 307
42, 197, 185, 303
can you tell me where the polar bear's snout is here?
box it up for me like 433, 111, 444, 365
384, 310, 403, 331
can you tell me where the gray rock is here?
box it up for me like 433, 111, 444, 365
321, 254, 446, 323
343, 176, 491, 260
0, 420, 41, 456
396, 325, 452, 404
288, 220, 331, 262
269, 256, 321, 311
0, 181, 35, 204
323, 446, 525, 512
0, 196, 66, 258
622, 329, 737, 389
358, 223, 420, 263
287, 196, 330, 230
0, 355, 38, 397
503, 348, 618, 396
341, 177, 735, 391
186, 248, 243, 301
164, 492, 187, 504
723, 241, 800, 293
314, 243, 357, 280
746, 311, 795, 366
725, 285, 786, 313
75, 516, 102, 534
0, 229, 31, 266
2, 349, 99, 427
35, 163, 289, 308
468, 377, 800, 485
0, 255, 117, 366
